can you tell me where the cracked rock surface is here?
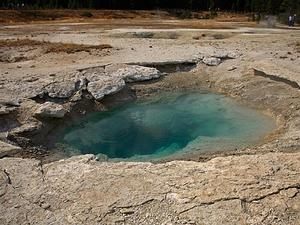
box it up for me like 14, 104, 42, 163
0, 153, 299, 225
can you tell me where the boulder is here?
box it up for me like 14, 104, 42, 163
202, 57, 222, 66
87, 76, 125, 100
112, 65, 161, 82
34, 102, 66, 118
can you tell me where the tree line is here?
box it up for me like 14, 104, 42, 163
1, 0, 299, 14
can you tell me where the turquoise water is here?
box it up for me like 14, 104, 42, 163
59, 92, 275, 161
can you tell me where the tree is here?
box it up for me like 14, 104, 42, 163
1, 0, 298, 15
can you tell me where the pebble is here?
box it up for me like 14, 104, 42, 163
228, 66, 237, 71
41, 203, 51, 210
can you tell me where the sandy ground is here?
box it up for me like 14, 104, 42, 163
0, 20, 299, 78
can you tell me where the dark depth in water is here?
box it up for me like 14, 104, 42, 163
58, 92, 275, 161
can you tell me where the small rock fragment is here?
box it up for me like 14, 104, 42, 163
112, 65, 161, 82
228, 66, 237, 71
0, 141, 21, 158
35, 102, 66, 118
202, 57, 221, 66
70, 91, 82, 102
280, 188, 298, 198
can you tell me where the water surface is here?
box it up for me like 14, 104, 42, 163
59, 92, 275, 161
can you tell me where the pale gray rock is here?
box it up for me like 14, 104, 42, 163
81, 66, 108, 83
0, 106, 11, 115
87, 76, 125, 100
0, 99, 21, 107
227, 66, 237, 71
0, 141, 21, 158
111, 65, 161, 82
70, 91, 82, 102
34, 102, 66, 118
4, 81, 45, 99
252, 60, 300, 88
10, 122, 42, 135
202, 57, 222, 66
77, 78, 88, 90
0, 152, 299, 225
44, 81, 76, 99
212, 52, 238, 59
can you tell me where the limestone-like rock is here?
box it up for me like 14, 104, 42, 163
112, 65, 161, 82
0, 99, 21, 107
0, 141, 20, 158
87, 76, 125, 100
0, 152, 299, 224
227, 66, 237, 71
202, 57, 222, 66
44, 81, 76, 99
252, 60, 300, 88
10, 122, 42, 135
70, 91, 82, 102
34, 102, 66, 118
0, 106, 11, 115
212, 52, 238, 59
0, 102, 18, 115
81, 67, 108, 83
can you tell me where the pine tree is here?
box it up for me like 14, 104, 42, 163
209, 0, 214, 10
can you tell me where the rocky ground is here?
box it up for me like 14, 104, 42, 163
0, 17, 299, 224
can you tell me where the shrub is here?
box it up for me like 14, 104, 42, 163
80, 11, 93, 18
133, 32, 154, 39
167, 9, 193, 19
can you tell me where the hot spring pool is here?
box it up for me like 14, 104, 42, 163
58, 92, 276, 161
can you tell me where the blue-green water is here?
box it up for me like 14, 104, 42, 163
59, 92, 275, 161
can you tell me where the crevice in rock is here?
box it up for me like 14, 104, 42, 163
0, 112, 21, 133
112, 198, 155, 210
245, 184, 300, 202
99, 199, 155, 223
2, 167, 51, 212
178, 197, 241, 215
132, 61, 197, 73
178, 185, 300, 215
254, 69, 300, 89
77, 64, 107, 73
37, 161, 45, 182
3, 169, 12, 185
30, 91, 77, 104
